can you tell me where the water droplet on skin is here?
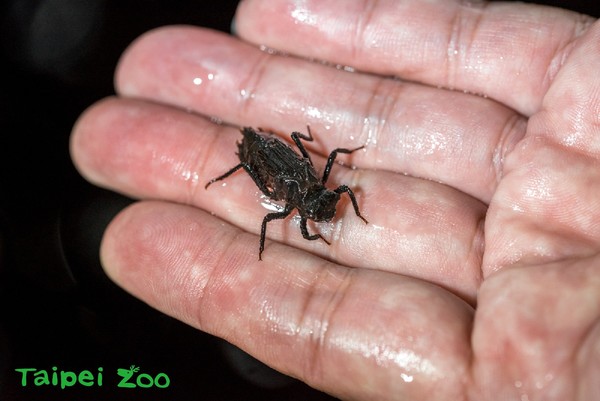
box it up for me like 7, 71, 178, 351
305, 106, 322, 120
400, 373, 413, 383
239, 88, 255, 101
181, 170, 199, 185
259, 44, 280, 55
192, 72, 216, 87
334, 64, 355, 72
210, 116, 223, 125
291, 7, 317, 26
260, 195, 285, 212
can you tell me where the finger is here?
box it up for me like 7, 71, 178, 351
483, 21, 600, 274
101, 200, 475, 401
71, 98, 484, 301
115, 26, 526, 202
236, 0, 595, 116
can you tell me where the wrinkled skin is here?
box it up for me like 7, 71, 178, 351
70, 1, 600, 400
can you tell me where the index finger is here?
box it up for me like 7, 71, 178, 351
235, 0, 595, 115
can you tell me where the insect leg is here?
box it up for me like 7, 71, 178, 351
291, 125, 315, 165
321, 145, 364, 184
259, 206, 294, 260
205, 163, 244, 189
205, 162, 275, 197
299, 217, 331, 245
334, 185, 368, 224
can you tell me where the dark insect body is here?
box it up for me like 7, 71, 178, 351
205, 126, 368, 260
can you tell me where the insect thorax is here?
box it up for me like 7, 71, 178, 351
300, 187, 340, 222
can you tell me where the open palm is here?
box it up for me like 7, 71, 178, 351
71, 1, 600, 399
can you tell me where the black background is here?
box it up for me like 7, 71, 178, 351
0, 1, 599, 400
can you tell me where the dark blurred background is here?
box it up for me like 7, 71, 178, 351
0, 1, 598, 400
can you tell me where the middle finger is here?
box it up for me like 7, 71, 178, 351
116, 26, 526, 203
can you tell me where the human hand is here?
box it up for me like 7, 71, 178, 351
70, 0, 600, 400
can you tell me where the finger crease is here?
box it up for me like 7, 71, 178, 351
300, 266, 355, 385
352, 0, 380, 61
362, 76, 399, 151
238, 51, 272, 118
189, 130, 220, 205
446, 1, 487, 90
